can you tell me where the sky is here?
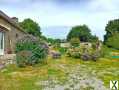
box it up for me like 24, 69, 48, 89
0, 0, 119, 40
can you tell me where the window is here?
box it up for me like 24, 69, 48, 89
16, 33, 18, 38
0, 32, 4, 55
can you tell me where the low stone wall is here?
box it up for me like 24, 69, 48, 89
0, 54, 16, 65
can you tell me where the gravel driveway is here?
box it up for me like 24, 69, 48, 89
36, 64, 109, 90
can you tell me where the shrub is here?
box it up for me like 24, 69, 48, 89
16, 35, 39, 52
81, 51, 100, 61
16, 35, 48, 67
67, 43, 101, 61
59, 47, 67, 54
66, 48, 72, 57
70, 37, 80, 47
105, 33, 119, 50
71, 51, 80, 58
91, 51, 100, 61
100, 45, 115, 58
16, 50, 32, 67
66, 47, 81, 58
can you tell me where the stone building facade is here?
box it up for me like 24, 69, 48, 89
0, 10, 26, 55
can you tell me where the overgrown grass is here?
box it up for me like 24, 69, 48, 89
80, 58, 119, 87
0, 56, 119, 90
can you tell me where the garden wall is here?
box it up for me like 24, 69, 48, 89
0, 54, 16, 66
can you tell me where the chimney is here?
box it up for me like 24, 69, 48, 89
11, 17, 18, 23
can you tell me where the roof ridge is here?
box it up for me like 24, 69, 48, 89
0, 10, 26, 33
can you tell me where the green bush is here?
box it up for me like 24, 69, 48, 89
80, 50, 100, 61
16, 35, 48, 67
59, 47, 67, 54
71, 51, 80, 58
16, 50, 32, 67
67, 43, 101, 61
70, 37, 80, 47
66, 47, 81, 58
100, 45, 116, 58
105, 34, 119, 50
16, 35, 39, 52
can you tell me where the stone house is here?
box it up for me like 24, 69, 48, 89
0, 10, 26, 55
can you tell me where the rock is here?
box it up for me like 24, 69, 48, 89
0, 54, 16, 65
51, 52, 61, 59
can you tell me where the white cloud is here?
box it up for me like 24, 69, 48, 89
88, 0, 119, 12
0, 0, 22, 3
0, 0, 119, 40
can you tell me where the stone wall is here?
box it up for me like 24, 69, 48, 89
10, 26, 26, 53
0, 54, 16, 65
0, 16, 26, 54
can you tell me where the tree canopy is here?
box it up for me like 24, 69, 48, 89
67, 25, 98, 42
104, 19, 119, 49
19, 18, 41, 37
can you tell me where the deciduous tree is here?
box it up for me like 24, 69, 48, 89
19, 18, 41, 37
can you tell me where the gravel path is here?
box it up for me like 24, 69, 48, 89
35, 65, 109, 90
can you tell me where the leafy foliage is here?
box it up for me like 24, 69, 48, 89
105, 33, 119, 49
100, 45, 111, 58
16, 50, 32, 67
59, 47, 67, 54
70, 37, 80, 47
90, 35, 99, 43
16, 35, 48, 67
19, 18, 41, 37
47, 38, 61, 45
67, 42, 101, 61
104, 19, 119, 49
66, 47, 81, 58
67, 25, 98, 42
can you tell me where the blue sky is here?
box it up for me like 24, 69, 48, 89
0, 0, 119, 40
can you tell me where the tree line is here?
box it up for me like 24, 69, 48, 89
19, 18, 119, 50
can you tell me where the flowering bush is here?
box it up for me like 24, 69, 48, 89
67, 44, 101, 61
16, 50, 32, 67
16, 35, 48, 67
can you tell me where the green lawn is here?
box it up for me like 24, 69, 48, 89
0, 56, 119, 90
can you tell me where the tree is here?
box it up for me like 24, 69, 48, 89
40, 35, 47, 41
67, 25, 97, 42
47, 38, 61, 45
90, 35, 98, 42
104, 19, 119, 49
19, 18, 41, 37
